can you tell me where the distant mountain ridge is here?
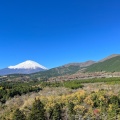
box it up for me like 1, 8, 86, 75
0, 60, 47, 75
64, 60, 95, 67
30, 60, 95, 79
31, 54, 120, 79
99, 54, 120, 62
1, 54, 120, 76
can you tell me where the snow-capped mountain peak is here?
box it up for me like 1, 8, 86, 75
8, 60, 48, 70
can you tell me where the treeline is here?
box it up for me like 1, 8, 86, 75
0, 81, 42, 103
40, 81, 84, 89
79, 77, 119, 83
40, 77, 120, 89
68, 77, 120, 84
1, 77, 120, 104
0, 79, 84, 104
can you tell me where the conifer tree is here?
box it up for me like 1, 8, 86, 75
68, 102, 75, 115
29, 99, 46, 120
52, 103, 62, 120
12, 109, 26, 120
68, 102, 75, 120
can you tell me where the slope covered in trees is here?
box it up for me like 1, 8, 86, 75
86, 56, 120, 72
30, 65, 82, 80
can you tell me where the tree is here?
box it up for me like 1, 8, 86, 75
67, 102, 75, 120
52, 103, 62, 120
29, 99, 46, 120
12, 109, 26, 120
68, 102, 75, 115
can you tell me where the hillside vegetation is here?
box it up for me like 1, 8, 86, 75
0, 81, 42, 103
86, 56, 120, 72
30, 65, 81, 80
30, 55, 120, 80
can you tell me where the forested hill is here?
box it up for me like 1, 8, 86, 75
30, 65, 81, 79
30, 60, 95, 79
86, 55, 120, 72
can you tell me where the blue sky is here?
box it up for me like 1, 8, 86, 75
0, 0, 120, 69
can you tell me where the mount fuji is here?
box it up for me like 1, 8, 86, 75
0, 60, 48, 75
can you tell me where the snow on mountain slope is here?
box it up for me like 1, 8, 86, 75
0, 60, 48, 75
8, 60, 48, 70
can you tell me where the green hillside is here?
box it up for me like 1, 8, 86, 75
30, 65, 81, 80
86, 56, 120, 72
